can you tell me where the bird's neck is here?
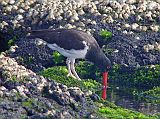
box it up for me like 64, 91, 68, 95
85, 47, 106, 68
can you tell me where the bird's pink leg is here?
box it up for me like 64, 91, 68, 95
70, 59, 81, 80
66, 58, 76, 78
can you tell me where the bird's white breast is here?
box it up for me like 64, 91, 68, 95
47, 41, 89, 59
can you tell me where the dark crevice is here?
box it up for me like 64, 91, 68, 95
0, 31, 8, 52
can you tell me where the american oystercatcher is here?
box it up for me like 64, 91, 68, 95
28, 29, 111, 99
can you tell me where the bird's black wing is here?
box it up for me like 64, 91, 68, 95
27, 29, 97, 50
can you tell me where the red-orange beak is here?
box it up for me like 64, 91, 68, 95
102, 71, 108, 100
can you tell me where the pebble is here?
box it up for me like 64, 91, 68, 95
65, 24, 74, 29
10, 89, 17, 93
46, 110, 56, 116
131, 23, 139, 30
0, 91, 3, 97
9, 46, 18, 53
150, 25, 159, 32
9, 0, 15, 5
143, 44, 155, 52
105, 15, 114, 23
15, 14, 23, 21
0, 21, 8, 29
114, 49, 119, 53
124, 23, 130, 28
18, 9, 25, 14
147, 1, 158, 10
0, 86, 7, 91
123, 13, 130, 19
12, 5, 18, 10
154, 42, 160, 51
136, 15, 143, 21
135, 36, 140, 40
5, 6, 12, 12
126, 0, 137, 4
123, 30, 128, 34
78, 9, 85, 15
77, 22, 85, 27
141, 26, 148, 31
84, 90, 92, 96
1, 1, 8, 5
145, 11, 153, 21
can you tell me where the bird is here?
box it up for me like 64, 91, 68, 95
27, 29, 111, 80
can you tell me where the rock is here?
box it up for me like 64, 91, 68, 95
10, 89, 17, 93
156, 0, 160, 3
154, 42, 160, 51
0, 86, 7, 91
46, 110, 56, 116
1, 1, 8, 5
143, 44, 155, 52
0, 21, 8, 29
110, 1, 120, 9
90, 94, 100, 101
147, 1, 158, 10
0, 91, 3, 97
71, 13, 79, 21
126, 0, 137, 4
124, 23, 130, 28
123, 30, 128, 34
68, 87, 84, 101
131, 23, 139, 30
77, 22, 85, 27
145, 11, 153, 21
5, 5, 12, 12
150, 25, 159, 32
140, 26, 148, 31
65, 24, 74, 29
91, 20, 97, 25
114, 49, 119, 53
84, 90, 92, 96
18, 9, 25, 14
78, 9, 85, 15
136, 15, 143, 21
135, 36, 140, 40
118, 13, 123, 19
123, 13, 129, 19
9, 46, 18, 53
35, 38, 47, 46
59, 84, 68, 92
105, 15, 114, 23
9, 0, 15, 5
16, 85, 27, 97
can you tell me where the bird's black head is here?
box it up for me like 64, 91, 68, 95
98, 54, 112, 72
85, 47, 112, 72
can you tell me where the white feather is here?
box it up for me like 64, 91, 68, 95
47, 41, 89, 59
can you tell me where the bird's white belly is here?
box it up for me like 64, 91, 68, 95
47, 42, 89, 59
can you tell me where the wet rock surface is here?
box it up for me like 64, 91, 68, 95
0, 55, 97, 118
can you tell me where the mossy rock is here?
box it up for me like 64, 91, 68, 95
96, 100, 159, 119
40, 66, 101, 93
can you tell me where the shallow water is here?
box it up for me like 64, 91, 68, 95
106, 87, 160, 115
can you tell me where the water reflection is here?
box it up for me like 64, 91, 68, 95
107, 87, 160, 115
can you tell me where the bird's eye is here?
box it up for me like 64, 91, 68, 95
107, 66, 110, 69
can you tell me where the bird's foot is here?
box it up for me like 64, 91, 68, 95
74, 75, 81, 80
76, 77, 81, 81
67, 73, 76, 78
67, 73, 81, 80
